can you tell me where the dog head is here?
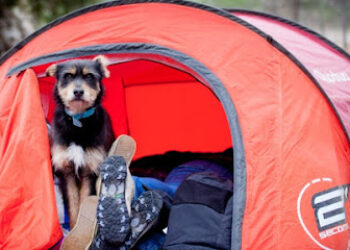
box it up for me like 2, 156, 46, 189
47, 55, 110, 114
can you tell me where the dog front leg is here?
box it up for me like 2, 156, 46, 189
79, 176, 92, 204
65, 175, 80, 229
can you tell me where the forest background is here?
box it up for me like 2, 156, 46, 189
0, 0, 349, 56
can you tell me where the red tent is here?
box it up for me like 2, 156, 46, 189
0, 1, 349, 249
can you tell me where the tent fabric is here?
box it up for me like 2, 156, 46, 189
232, 10, 350, 141
0, 69, 62, 249
0, 1, 349, 249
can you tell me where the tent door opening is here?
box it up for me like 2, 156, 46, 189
35, 55, 233, 160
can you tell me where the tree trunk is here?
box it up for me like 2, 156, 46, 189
0, 5, 34, 55
290, 0, 300, 22
264, 0, 279, 14
339, 0, 348, 49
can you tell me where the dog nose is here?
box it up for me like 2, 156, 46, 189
73, 89, 84, 98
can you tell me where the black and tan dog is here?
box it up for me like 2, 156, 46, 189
47, 56, 114, 229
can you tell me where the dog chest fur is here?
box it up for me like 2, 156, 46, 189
67, 143, 85, 173
51, 143, 106, 176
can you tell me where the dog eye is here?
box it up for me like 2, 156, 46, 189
64, 73, 74, 80
85, 73, 95, 80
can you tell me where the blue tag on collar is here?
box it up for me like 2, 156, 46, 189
65, 107, 96, 127
72, 117, 83, 127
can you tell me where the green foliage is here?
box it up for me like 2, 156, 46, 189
25, 0, 100, 24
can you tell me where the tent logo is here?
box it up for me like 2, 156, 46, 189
313, 69, 350, 83
312, 184, 349, 239
297, 178, 350, 249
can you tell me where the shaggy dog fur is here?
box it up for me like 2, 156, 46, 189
47, 56, 114, 229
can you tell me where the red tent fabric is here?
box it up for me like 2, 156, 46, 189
0, 70, 61, 249
232, 10, 350, 137
0, 1, 349, 249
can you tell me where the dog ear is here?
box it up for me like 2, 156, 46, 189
46, 64, 57, 77
93, 55, 110, 78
